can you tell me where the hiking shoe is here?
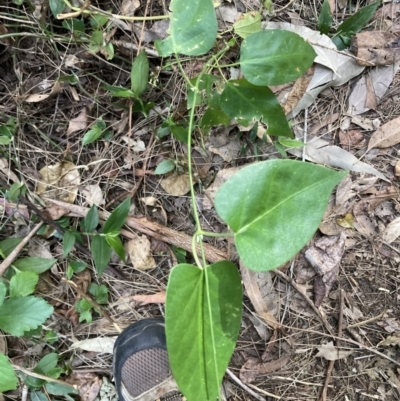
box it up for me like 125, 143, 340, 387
113, 318, 182, 401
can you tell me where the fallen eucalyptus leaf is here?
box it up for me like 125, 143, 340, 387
71, 337, 117, 354
367, 116, 400, 151
316, 341, 354, 361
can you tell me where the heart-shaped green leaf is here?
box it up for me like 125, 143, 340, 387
240, 30, 316, 86
215, 160, 346, 271
220, 79, 292, 135
166, 262, 242, 401
155, 0, 217, 56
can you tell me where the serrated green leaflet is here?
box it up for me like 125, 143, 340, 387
10, 271, 39, 297
215, 160, 346, 271
155, 159, 176, 175
166, 262, 242, 401
0, 354, 17, 392
34, 353, 59, 375
240, 30, 316, 86
0, 296, 53, 336
155, 0, 217, 56
220, 79, 292, 136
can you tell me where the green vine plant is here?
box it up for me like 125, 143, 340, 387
2, 0, 385, 397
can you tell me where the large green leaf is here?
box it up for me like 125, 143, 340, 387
0, 353, 17, 392
12, 257, 57, 274
0, 296, 53, 336
240, 30, 316, 86
131, 50, 149, 98
155, 0, 217, 56
332, 1, 380, 50
220, 79, 292, 135
166, 262, 242, 401
318, 0, 333, 34
214, 160, 346, 271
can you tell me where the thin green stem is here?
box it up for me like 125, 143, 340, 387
199, 231, 234, 238
217, 62, 240, 69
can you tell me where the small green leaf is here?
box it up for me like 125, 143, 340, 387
240, 30, 316, 86
103, 198, 131, 234
274, 142, 287, 158
104, 42, 114, 60
67, 260, 87, 280
0, 282, 6, 306
170, 124, 189, 143
83, 205, 99, 232
278, 138, 304, 148
105, 235, 125, 262
333, 1, 380, 50
215, 160, 346, 271
199, 107, 230, 134
6, 182, 24, 202
0, 296, 53, 336
34, 353, 58, 375
63, 231, 76, 257
155, 159, 176, 175
166, 262, 242, 401
45, 382, 79, 401
318, 0, 333, 34
10, 271, 39, 297
89, 283, 108, 304
220, 79, 292, 136
49, 0, 65, 18
233, 11, 262, 38
88, 29, 103, 53
0, 237, 23, 257
30, 391, 49, 401
62, 18, 85, 34
104, 85, 136, 98
155, 0, 217, 56
90, 14, 109, 28
82, 119, 107, 146
131, 50, 149, 97
12, 257, 57, 274
187, 74, 218, 108
45, 330, 58, 343
91, 235, 111, 276
0, 136, 12, 145
0, 354, 18, 392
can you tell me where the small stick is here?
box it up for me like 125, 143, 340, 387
226, 369, 267, 401
62, 278, 122, 333
272, 269, 335, 336
0, 222, 43, 277
319, 289, 344, 401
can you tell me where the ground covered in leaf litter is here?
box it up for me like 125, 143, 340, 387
1, 0, 400, 400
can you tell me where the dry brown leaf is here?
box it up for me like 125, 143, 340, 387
120, 0, 140, 16
353, 186, 397, 215
381, 217, 400, 244
0, 334, 7, 354
65, 372, 102, 401
80, 184, 104, 206
240, 354, 291, 384
121, 136, 146, 152
338, 129, 365, 147
0, 24, 13, 46
36, 161, 80, 203
160, 174, 190, 196
24, 81, 62, 103
351, 31, 400, 66
208, 135, 241, 162
0, 158, 20, 183
305, 232, 346, 306
316, 341, 354, 361
365, 73, 378, 109
395, 161, 400, 177
67, 108, 88, 136
353, 214, 377, 237
240, 261, 280, 330
203, 166, 243, 210
71, 337, 117, 354
368, 116, 400, 150
126, 235, 157, 270
377, 318, 400, 334
378, 335, 400, 347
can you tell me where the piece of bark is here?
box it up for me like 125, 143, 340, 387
350, 31, 400, 66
